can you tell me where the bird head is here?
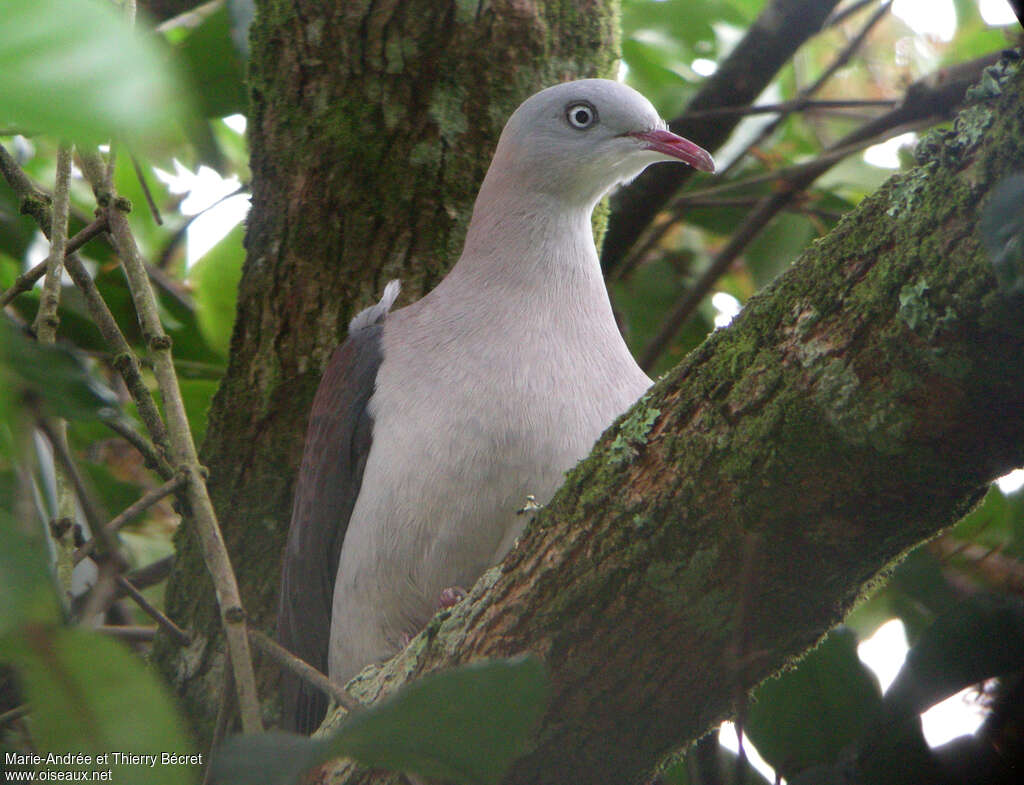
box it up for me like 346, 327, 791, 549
488, 78, 714, 209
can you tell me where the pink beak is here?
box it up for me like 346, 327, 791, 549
629, 129, 715, 173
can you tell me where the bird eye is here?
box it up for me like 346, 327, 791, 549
566, 102, 597, 129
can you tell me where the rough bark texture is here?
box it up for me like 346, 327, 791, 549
317, 57, 1024, 785
155, 0, 620, 734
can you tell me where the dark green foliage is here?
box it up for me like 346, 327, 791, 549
981, 174, 1024, 294
212, 658, 548, 785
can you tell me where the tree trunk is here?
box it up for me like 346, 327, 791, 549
317, 57, 1024, 785
154, 0, 620, 735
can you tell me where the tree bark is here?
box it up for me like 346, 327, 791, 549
155, 0, 621, 734
317, 57, 1024, 785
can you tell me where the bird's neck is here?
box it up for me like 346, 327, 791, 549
453, 168, 602, 292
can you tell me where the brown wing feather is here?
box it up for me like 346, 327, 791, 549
277, 324, 382, 733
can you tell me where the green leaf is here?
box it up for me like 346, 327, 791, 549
980, 173, 1024, 295
746, 627, 883, 779
188, 223, 245, 357
659, 733, 772, 785
744, 212, 814, 287
0, 321, 119, 421
174, 2, 249, 118
0, 490, 59, 638
0, 181, 38, 261
212, 657, 549, 785
950, 483, 1024, 555
5, 626, 196, 785
0, 0, 181, 145
884, 593, 1024, 717
610, 256, 716, 375
180, 378, 220, 445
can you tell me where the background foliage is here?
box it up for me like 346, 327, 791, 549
1, 1, 1022, 783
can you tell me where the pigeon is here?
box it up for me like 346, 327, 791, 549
277, 78, 714, 732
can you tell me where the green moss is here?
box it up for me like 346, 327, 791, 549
453, 0, 478, 24
384, 31, 406, 75
885, 166, 932, 219
608, 403, 660, 466
409, 139, 441, 169
429, 85, 468, 144
898, 279, 931, 331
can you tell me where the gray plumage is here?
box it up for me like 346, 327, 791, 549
278, 79, 713, 733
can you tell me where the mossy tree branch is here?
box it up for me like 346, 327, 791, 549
316, 58, 1024, 785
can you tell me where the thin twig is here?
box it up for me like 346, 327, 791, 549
680, 97, 897, 120
616, 131, 903, 288
97, 625, 156, 641
73, 473, 187, 565
1, 259, 46, 309
131, 154, 163, 225
66, 215, 111, 256
34, 413, 127, 624
663, 134, 906, 206
718, 0, 893, 179
81, 556, 174, 615
62, 251, 173, 455
33, 144, 72, 341
80, 149, 263, 734
0, 705, 30, 727
79, 565, 123, 626
931, 537, 1024, 592
156, 183, 248, 270
0, 142, 50, 229
636, 50, 998, 369
118, 554, 175, 596
0, 215, 108, 310
34, 145, 78, 600
102, 415, 175, 479
34, 415, 116, 560
115, 575, 191, 646
247, 626, 361, 713
0, 142, 173, 460
824, 0, 880, 30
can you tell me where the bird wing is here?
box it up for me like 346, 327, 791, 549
277, 322, 383, 733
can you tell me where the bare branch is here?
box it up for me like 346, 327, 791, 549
102, 415, 175, 479
78, 149, 264, 735
0, 215, 109, 310
823, 0, 878, 29
73, 473, 187, 565
247, 626, 361, 713
0, 143, 173, 461
678, 98, 897, 120
121, 555, 175, 594
32, 144, 73, 341
0, 705, 31, 728
97, 625, 157, 641
602, 0, 843, 271
115, 575, 191, 646
131, 153, 163, 225
717, 0, 893, 179
637, 53, 998, 370
34, 415, 118, 563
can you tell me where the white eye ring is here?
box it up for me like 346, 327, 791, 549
566, 102, 597, 130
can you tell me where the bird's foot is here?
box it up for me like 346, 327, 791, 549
438, 586, 467, 609
517, 494, 543, 515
